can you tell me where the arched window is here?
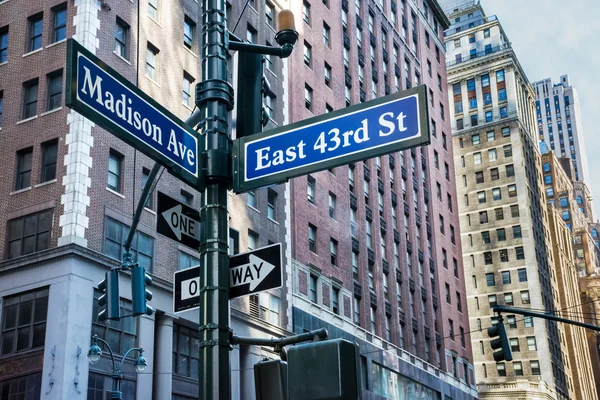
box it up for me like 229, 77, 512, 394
576, 195, 583, 205
543, 163, 551, 173
592, 229, 598, 238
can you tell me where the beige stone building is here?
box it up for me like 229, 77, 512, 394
444, 1, 581, 399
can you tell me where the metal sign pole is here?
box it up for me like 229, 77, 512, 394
197, 0, 234, 398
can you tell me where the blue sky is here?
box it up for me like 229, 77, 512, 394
443, 0, 600, 217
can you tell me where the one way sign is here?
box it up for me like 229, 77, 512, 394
157, 192, 201, 249
229, 243, 282, 299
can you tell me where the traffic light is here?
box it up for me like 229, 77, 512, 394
97, 269, 120, 321
488, 317, 513, 362
131, 265, 155, 316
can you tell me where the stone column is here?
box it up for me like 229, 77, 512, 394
154, 315, 174, 400
136, 314, 156, 399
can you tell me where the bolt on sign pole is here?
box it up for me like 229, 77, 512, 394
197, 0, 234, 398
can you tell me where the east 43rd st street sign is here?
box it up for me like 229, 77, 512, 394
65, 39, 202, 190
233, 85, 429, 193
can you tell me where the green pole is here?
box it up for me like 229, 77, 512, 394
197, 0, 234, 398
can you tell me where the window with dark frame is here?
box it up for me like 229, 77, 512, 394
307, 175, 315, 203
7, 209, 52, 259
103, 216, 154, 271
28, 14, 43, 52
0, 27, 8, 63
0, 287, 48, 356
305, 84, 313, 110
115, 18, 129, 59
267, 189, 277, 220
178, 251, 199, 270
22, 78, 39, 119
0, 374, 42, 399
182, 72, 194, 108
15, 147, 33, 190
184, 16, 195, 49
172, 324, 200, 379
324, 62, 332, 87
148, 0, 159, 20
41, 139, 58, 182
91, 291, 138, 357
46, 69, 63, 111
107, 150, 123, 193
266, 3, 275, 28
52, 5, 67, 43
308, 224, 317, 253
145, 43, 159, 81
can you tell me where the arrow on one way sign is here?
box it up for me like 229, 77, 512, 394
230, 254, 276, 291
161, 204, 201, 241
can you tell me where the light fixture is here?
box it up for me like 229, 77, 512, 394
88, 343, 102, 365
134, 349, 147, 374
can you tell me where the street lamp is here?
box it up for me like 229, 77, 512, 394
88, 334, 147, 400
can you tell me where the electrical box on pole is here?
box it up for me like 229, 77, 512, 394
488, 318, 512, 362
98, 269, 120, 321
131, 265, 154, 316
287, 338, 361, 400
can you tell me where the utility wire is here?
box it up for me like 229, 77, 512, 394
232, 0, 251, 33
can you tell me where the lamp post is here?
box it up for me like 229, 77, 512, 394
88, 334, 147, 400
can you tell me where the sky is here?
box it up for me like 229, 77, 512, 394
441, 0, 600, 216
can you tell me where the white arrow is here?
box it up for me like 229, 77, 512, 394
161, 205, 201, 241
230, 254, 276, 291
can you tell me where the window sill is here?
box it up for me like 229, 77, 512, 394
35, 179, 57, 188
41, 107, 63, 117
0, 61, 6, 67
183, 45, 198, 58
46, 38, 67, 49
106, 187, 125, 199
22, 48, 43, 58
113, 51, 132, 65
148, 16, 162, 28
144, 207, 156, 215
182, 102, 194, 111
10, 186, 32, 195
247, 204, 260, 213
145, 75, 161, 88
267, 217, 279, 225
16, 115, 38, 124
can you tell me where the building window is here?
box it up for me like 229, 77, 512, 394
145, 43, 158, 81
307, 175, 315, 203
52, 5, 67, 43
324, 62, 332, 87
0, 374, 42, 399
488, 295, 497, 307
478, 191, 486, 204
500, 107, 508, 118
530, 361, 540, 375
258, 292, 280, 325
472, 133, 480, 145
178, 251, 199, 270
148, 0, 159, 20
247, 190, 257, 208
496, 363, 506, 377
1, 287, 49, 355
496, 69, 505, 83
46, 69, 63, 111
323, 22, 330, 47
527, 336, 537, 351
107, 150, 123, 192
520, 290, 530, 305
104, 217, 154, 270
328, 192, 336, 219
172, 324, 200, 379
305, 84, 313, 111
247, 230, 258, 251
332, 287, 340, 315
266, 189, 277, 220
486, 273, 495, 287
499, 249, 509, 262
518, 268, 527, 282
309, 274, 318, 303
22, 79, 39, 119
308, 224, 317, 253
182, 73, 194, 108
15, 147, 33, 190
492, 188, 502, 201
183, 16, 195, 49
266, 2, 275, 27
513, 361, 523, 376
115, 18, 129, 59
7, 209, 52, 259
303, 1, 311, 25
246, 24, 257, 43
28, 14, 43, 52
504, 293, 513, 306
502, 271, 511, 284
370, 306, 377, 333
0, 28, 7, 63
303, 41, 312, 67
41, 139, 58, 183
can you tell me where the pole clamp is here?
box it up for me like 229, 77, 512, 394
203, 149, 232, 185
195, 79, 234, 111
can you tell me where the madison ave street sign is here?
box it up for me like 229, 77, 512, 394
173, 243, 283, 312
65, 39, 202, 189
233, 85, 429, 193
157, 192, 201, 249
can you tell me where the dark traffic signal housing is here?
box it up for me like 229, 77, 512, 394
131, 265, 155, 316
97, 269, 120, 321
488, 317, 513, 362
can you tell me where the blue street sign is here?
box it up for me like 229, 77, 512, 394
233, 85, 429, 193
65, 39, 202, 189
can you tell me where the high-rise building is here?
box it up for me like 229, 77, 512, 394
445, 1, 577, 399
286, 0, 476, 398
0, 1, 290, 398
533, 75, 590, 184
541, 150, 598, 400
